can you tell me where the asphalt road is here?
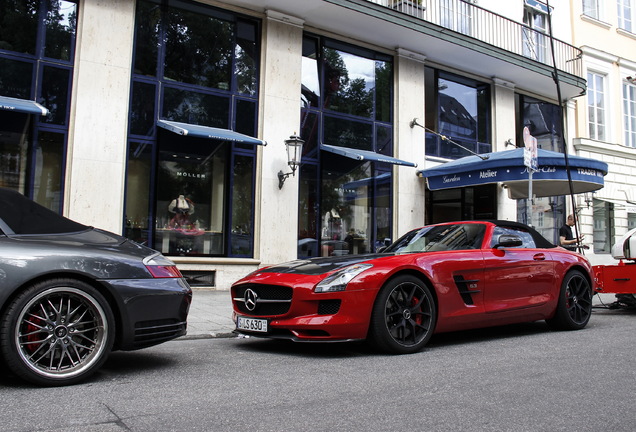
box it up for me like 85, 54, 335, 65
1, 304, 635, 432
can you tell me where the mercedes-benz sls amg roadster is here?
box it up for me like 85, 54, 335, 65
0, 188, 192, 385
231, 220, 594, 354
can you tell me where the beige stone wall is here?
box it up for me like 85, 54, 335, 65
65, 0, 135, 232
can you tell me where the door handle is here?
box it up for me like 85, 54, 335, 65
533, 253, 546, 261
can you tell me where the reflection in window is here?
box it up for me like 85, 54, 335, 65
32, 131, 64, 211
162, 87, 230, 127
516, 94, 564, 239
323, 48, 374, 118
0, 0, 77, 211
44, 0, 77, 61
587, 72, 606, 141
126, 0, 260, 257
593, 199, 614, 253
0, 0, 39, 55
519, 95, 562, 151
624, 81, 636, 148
0, 58, 34, 99
491, 226, 536, 248
523, 3, 547, 62
299, 34, 393, 258
583, 0, 601, 20
164, 8, 233, 89
41, 66, 71, 125
618, 0, 634, 32
426, 70, 491, 159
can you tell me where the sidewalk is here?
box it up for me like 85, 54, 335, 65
180, 289, 621, 341
182, 289, 236, 339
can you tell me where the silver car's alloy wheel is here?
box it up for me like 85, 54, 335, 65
1, 279, 114, 386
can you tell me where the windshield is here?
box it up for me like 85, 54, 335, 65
385, 223, 486, 253
0, 188, 89, 235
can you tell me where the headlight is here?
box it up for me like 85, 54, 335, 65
314, 264, 373, 293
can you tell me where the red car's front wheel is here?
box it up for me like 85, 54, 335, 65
369, 275, 436, 354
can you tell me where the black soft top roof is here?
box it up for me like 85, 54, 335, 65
487, 219, 557, 249
0, 188, 89, 235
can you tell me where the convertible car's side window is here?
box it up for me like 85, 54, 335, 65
391, 223, 486, 253
491, 226, 536, 248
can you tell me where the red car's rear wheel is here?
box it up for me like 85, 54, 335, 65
369, 275, 436, 354
546, 270, 592, 330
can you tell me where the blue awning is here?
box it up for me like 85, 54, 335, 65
321, 144, 417, 167
418, 148, 608, 199
157, 120, 266, 146
0, 95, 49, 116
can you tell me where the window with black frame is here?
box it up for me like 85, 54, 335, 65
515, 93, 564, 242
0, 0, 77, 212
298, 35, 394, 258
125, 0, 260, 258
424, 68, 491, 159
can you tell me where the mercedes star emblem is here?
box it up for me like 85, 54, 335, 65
244, 288, 258, 311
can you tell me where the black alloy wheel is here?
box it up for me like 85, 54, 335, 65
0, 278, 115, 386
546, 270, 593, 331
369, 275, 436, 354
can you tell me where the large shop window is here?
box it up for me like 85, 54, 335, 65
515, 94, 564, 243
298, 35, 408, 258
125, 0, 261, 258
426, 186, 496, 225
0, 0, 77, 211
424, 68, 491, 159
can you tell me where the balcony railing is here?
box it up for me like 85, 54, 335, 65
367, 0, 582, 77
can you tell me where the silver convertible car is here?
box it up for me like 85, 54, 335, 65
0, 188, 192, 386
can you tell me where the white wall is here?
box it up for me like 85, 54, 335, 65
257, 11, 305, 266
394, 49, 428, 235
66, 0, 135, 232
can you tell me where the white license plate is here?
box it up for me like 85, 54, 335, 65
237, 316, 268, 333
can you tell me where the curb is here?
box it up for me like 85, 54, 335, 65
178, 331, 237, 341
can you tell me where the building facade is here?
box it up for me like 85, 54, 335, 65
569, 0, 636, 265
1, 0, 596, 288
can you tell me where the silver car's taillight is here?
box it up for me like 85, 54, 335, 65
143, 253, 183, 278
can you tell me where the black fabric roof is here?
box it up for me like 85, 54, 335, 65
0, 188, 88, 235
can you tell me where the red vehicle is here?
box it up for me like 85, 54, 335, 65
593, 227, 636, 301
231, 221, 594, 354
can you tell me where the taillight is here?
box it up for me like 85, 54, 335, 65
143, 253, 183, 278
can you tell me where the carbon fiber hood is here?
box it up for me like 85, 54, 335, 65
260, 253, 393, 275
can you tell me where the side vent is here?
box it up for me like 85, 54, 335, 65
181, 271, 216, 287
453, 275, 480, 305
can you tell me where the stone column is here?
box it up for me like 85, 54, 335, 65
65, 0, 135, 232
257, 10, 304, 265
394, 49, 427, 235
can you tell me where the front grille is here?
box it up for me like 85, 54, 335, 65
318, 299, 341, 315
134, 319, 187, 348
233, 284, 293, 316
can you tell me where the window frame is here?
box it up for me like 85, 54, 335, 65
623, 80, 636, 148
124, 0, 261, 258
298, 33, 395, 259
587, 70, 607, 141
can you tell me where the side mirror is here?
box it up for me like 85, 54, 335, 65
494, 235, 523, 248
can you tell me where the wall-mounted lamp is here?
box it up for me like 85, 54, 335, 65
504, 139, 515, 148
278, 133, 304, 189
583, 191, 595, 208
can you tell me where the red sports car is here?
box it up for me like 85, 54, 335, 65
231, 221, 594, 354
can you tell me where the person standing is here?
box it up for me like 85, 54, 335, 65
559, 214, 584, 251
